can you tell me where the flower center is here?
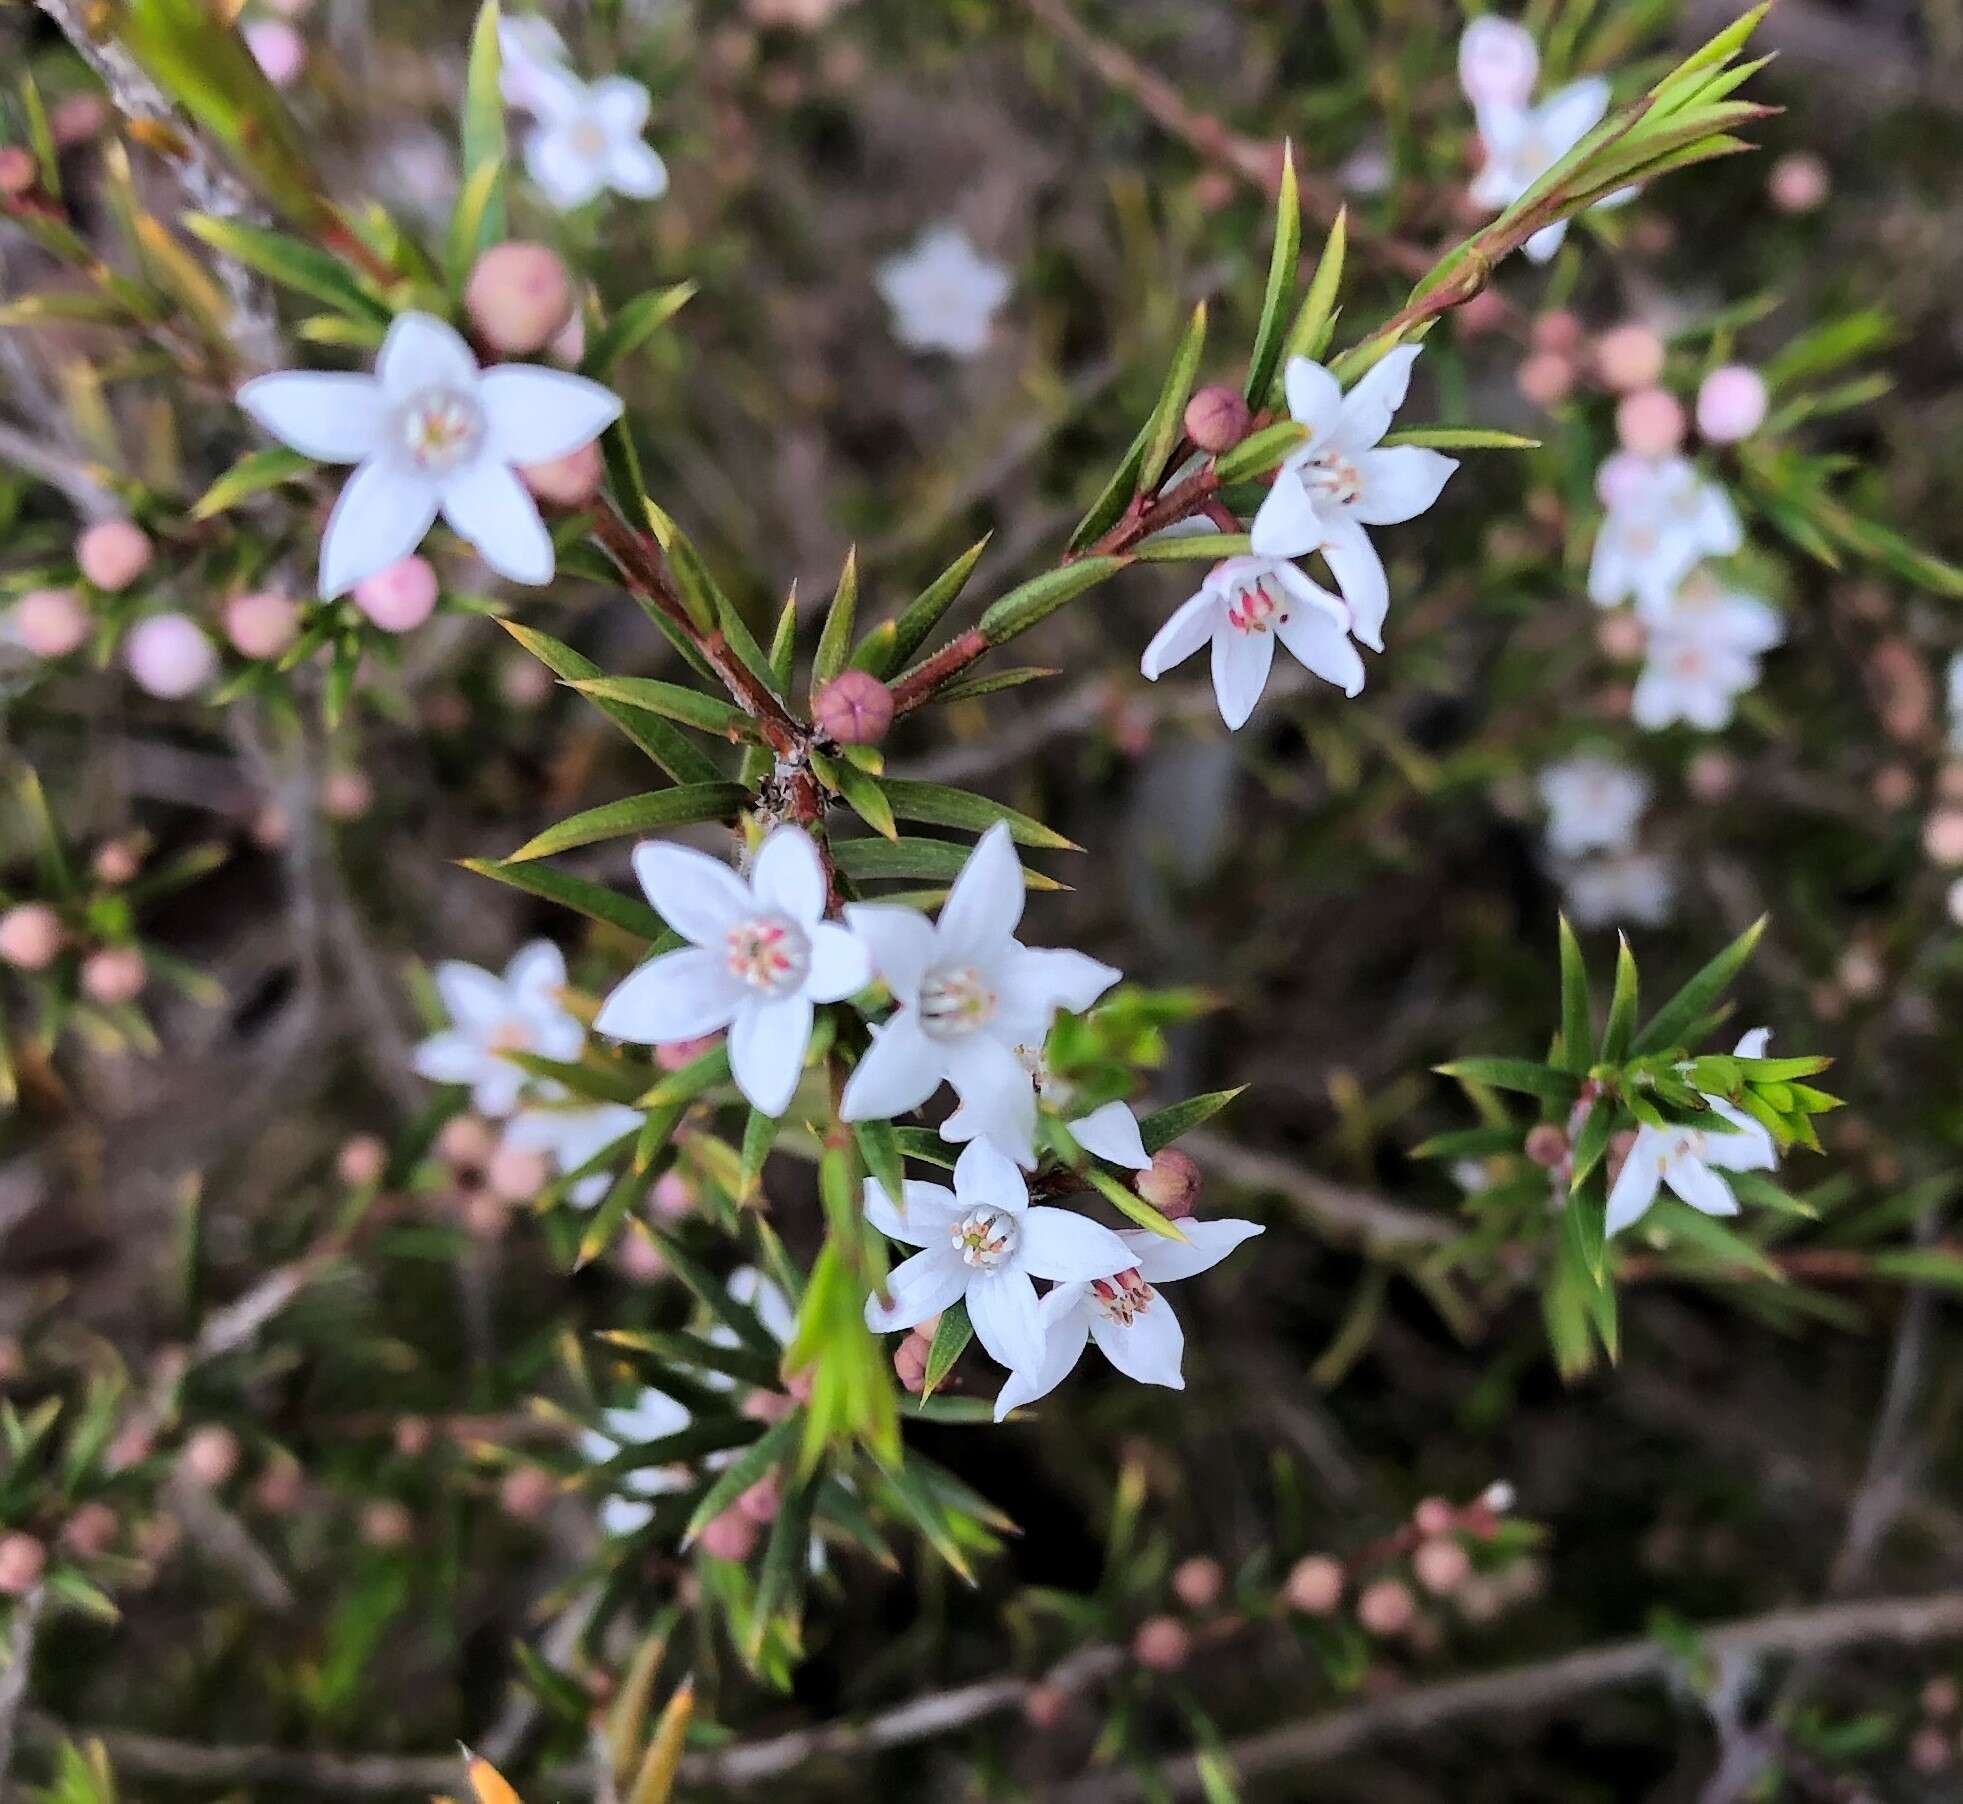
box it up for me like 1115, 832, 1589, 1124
724, 913, 810, 994
919, 964, 997, 1039
489, 1018, 533, 1055
1225, 578, 1291, 637
569, 117, 609, 160
397, 387, 484, 475
1308, 452, 1365, 508
1091, 1268, 1155, 1325
951, 1207, 1018, 1269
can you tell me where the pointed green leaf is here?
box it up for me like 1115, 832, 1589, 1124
812, 546, 858, 690
1244, 141, 1301, 406
1630, 917, 1766, 1056
507, 784, 748, 862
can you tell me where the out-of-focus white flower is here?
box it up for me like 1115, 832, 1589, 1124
1559, 850, 1676, 929
413, 941, 583, 1118
1140, 554, 1364, 731
596, 826, 872, 1118
517, 59, 669, 211
875, 224, 1012, 358
580, 1388, 692, 1536
992, 1217, 1264, 1419
1250, 348, 1458, 650
1587, 455, 1743, 613
501, 1098, 641, 1206
1631, 568, 1782, 732
1538, 755, 1651, 859
237, 312, 621, 596
840, 823, 1119, 1164
863, 1140, 1132, 1375
498, 14, 571, 112
942, 1048, 1153, 1171
1458, 17, 1540, 112
1605, 1030, 1779, 1234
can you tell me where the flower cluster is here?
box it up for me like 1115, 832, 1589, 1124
1537, 753, 1675, 929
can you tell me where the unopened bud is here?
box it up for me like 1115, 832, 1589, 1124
519, 441, 604, 507
436, 1114, 496, 1171
655, 1034, 721, 1072
92, 840, 141, 886
1283, 1553, 1343, 1615
125, 614, 216, 699
179, 1424, 240, 1488
893, 1331, 930, 1394
1356, 1576, 1416, 1636
1593, 324, 1665, 394
1413, 1536, 1471, 1596
1615, 387, 1686, 459
812, 669, 894, 746
252, 1453, 304, 1515
0, 904, 62, 972
81, 945, 147, 1005
0, 1532, 46, 1595
1695, 364, 1767, 445
1171, 1554, 1223, 1611
352, 555, 438, 633
699, 1506, 758, 1562
0, 146, 37, 199
394, 1416, 433, 1458
465, 242, 576, 355
499, 1465, 556, 1520
243, 18, 305, 86
1183, 384, 1251, 455
336, 1134, 387, 1188
737, 1475, 781, 1524
1022, 1682, 1066, 1730
12, 587, 88, 658
651, 1168, 695, 1219
1136, 1147, 1201, 1220
486, 1142, 549, 1201
76, 520, 152, 592
322, 770, 372, 820
223, 590, 300, 660
1523, 1124, 1568, 1169
1130, 1614, 1191, 1672
1768, 151, 1828, 214
1411, 1495, 1455, 1538
60, 1501, 119, 1558
360, 1499, 414, 1547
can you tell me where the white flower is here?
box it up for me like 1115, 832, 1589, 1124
516, 58, 669, 211
863, 1139, 1133, 1375
238, 312, 622, 597
991, 1217, 1264, 1420
1587, 455, 1743, 613
595, 826, 872, 1119
839, 822, 1120, 1164
1140, 554, 1364, 731
1560, 851, 1676, 929
1538, 755, 1651, 859
1467, 76, 1615, 262
1605, 1029, 1779, 1235
580, 1387, 692, 1536
412, 940, 583, 1118
1458, 17, 1541, 113
501, 1098, 641, 1206
875, 224, 1012, 358
1249, 348, 1458, 650
1631, 569, 1782, 732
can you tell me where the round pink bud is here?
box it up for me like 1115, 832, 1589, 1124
464, 242, 575, 356
243, 18, 306, 87
737, 1475, 782, 1524
1283, 1554, 1344, 1615
81, 945, 146, 1005
336, 1134, 387, 1188
223, 590, 299, 660
0, 1532, 46, 1596
1183, 384, 1252, 455
893, 1331, 930, 1394
1530, 310, 1582, 355
179, 1424, 240, 1488
655, 1034, 722, 1071
1523, 1125, 1568, 1169
1515, 352, 1574, 410
1687, 749, 1737, 803
520, 441, 604, 508
1596, 611, 1646, 662
61, 1501, 119, 1558
1925, 809, 1963, 868
1594, 451, 1652, 513
617, 1232, 668, 1283
1593, 324, 1665, 394
322, 770, 372, 820
92, 840, 140, 886
1458, 16, 1539, 111
394, 1417, 434, 1458
352, 556, 438, 633
76, 519, 152, 592
651, 1168, 696, 1219
1768, 151, 1828, 214
1171, 1555, 1224, 1611
1910, 1725, 1952, 1774
699, 1507, 758, 1562
1412, 1496, 1455, 1538
125, 613, 216, 699
486, 1142, 549, 1201
548, 307, 586, 368
1923, 1676, 1960, 1718
1694, 364, 1767, 444
360, 1499, 414, 1548
812, 670, 894, 746
13, 587, 89, 658
0, 146, 36, 199
1615, 388, 1686, 459
437, 1114, 496, 1170
1136, 1147, 1201, 1221
0, 904, 62, 971
499, 1465, 557, 1521
1413, 1536, 1471, 1596
48, 94, 107, 147
252, 1454, 304, 1515
498, 654, 554, 709
1454, 287, 1507, 338
1356, 1577, 1416, 1636
1131, 1614, 1191, 1672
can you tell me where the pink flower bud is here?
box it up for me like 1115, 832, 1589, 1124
1458, 16, 1539, 111
519, 441, 604, 507
812, 670, 894, 746
223, 590, 300, 660
1523, 1125, 1568, 1169
651, 1168, 696, 1219
893, 1331, 930, 1394
487, 1142, 550, 1201
13, 587, 89, 658
1515, 352, 1574, 410
0, 146, 36, 199
244, 18, 307, 87
1183, 384, 1251, 455
1595, 611, 1646, 662
394, 1416, 434, 1458
1925, 809, 1963, 868
1283, 1553, 1344, 1615
0, 1532, 46, 1595
1530, 311, 1582, 355
1130, 1614, 1191, 1672
1768, 151, 1828, 214
0, 904, 62, 971
60, 1501, 119, 1558
360, 1499, 414, 1547
1910, 1725, 1952, 1774
352, 556, 438, 633
1022, 1683, 1065, 1731
252, 1454, 304, 1515
1694, 364, 1767, 444
498, 654, 555, 709
1171, 1555, 1224, 1611
81, 945, 146, 1005
1922, 1676, 1959, 1718
48, 94, 107, 147
76, 520, 152, 592
783, 1367, 815, 1405
548, 308, 586, 367
1593, 324, 1665, 394
655, 1034, 721, 1071
737, 1475, 782, 1524
1136, 1147, 1201, 1221
1687, 749, 1738, 803
699, 1507, 758, 1561
179, 1424, 241, 1488
322, 770, 372, 820
1412, 1496, 1455, 1538
337, 1134, 387, 1187
437, 1115, 496, 1170
1453, 285, 1507, 338
464, 243, 576, 356
1356, 1576, 1416, 1636
1615, 388, 1685, 459
92, 840, 141, 885
1413, 1536, 1471, 1596
125, 613, 216, 699
499, 1465, 557, 1520
617, 1232, 668, 1283
742, 1389, 795, 1425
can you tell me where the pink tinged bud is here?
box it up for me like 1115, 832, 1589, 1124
179, 1424, 241, 1488
1283, 1553, 1344, 1615
223, 590, 300, 660
1910, 1726, 1952, 1774
893, 1331, 930, 1394
464, 242, 576, 356
13, 587, 89, 658
1356, 1576, 1416, 1636
1593, 451, 1652, 513
437, 1114, 496, 1170
1615, 388, 1686, 459
92, 840, 140, 885
617, 1232, 667, 1283
1135, 1147, 1200, 1221
0, 904, 62, 971
699, 1507, 758, 1562
1413, 1536, 1472, 1596
737, 1475, 782, 1524
1687, 750, 1737, 803
1183, 384, 1251, 455
252, 1454, 304, 1515
360, 1499, 415, 1547
76, 520, 153, 592
1694, 364, 1767, 444
106, 1425, 154, 1472
499, 1465, 557, 1520
783, 1367, 815, 1406
1523, 1125, 1568, 1169
1925, 809, 1963, 868
1515, 352, 1574, 410
336, 1133, 387, 1187
519, 441, 603, 507
48, 94, 107, 147
1596, 611, 1646, 662
1922, 1676, 1960, 1718
125, 613, 216, 699
322, 770, 372, 820
742, 1389, 796, 1424
0, 1532, 46, 1595
812, 670, 895, 746
81, 945, 146, 1005
486, 1143, 550, 1201
1593, 324, 1666, 394
352, 555, 438, 633
655, 1034, 722, 1072
243, 19, 306, 87
60, 1501, 119, 1558
0, 146, 36, 199
498, 654, 554, 709
651, 1169, 696, 1219
1768, 151, 1828, 214
1531, 311, 1582, 355
1131, 1614, 1191, 1672
1411, 1496, 1455, 1538
1171, 1555, 1224, 1611
548, 307, 587, 367
394, 1416, 433, 1458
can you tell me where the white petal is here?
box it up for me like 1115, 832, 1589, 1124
750, 826, 827, 925
608, 139, 670, 200
1069, 1099, 1151, 1171
1664, 1153, 1739, 1218
1459, 17, 1539, 110
805, 923, 871, 1003
1275, 605, 1366, 697
1132, 1217, 1264, 1284
993, 1291, 1092, 1420
1537, 78, 1612, 152
472, 1060, 526, 1119
319, 459, 439, 598
864, 1247, 968, 1335
375, 310, 479, 401
1351, 446, 1458, 526
412, 1028, 488, 1086
594, 946, 741, 1043
632, 841, 753, 945
1333, 344, 1423, 453
1020, 1207, 1134, 1283
439, 460, 555, 586
1004, 945, 1121, 1016
840, 1010, 943, 1120
1701, 1100, 1777, 1174
842, 903, 936, 1002
1604, 1132, 1665, 1236
505, 939, 567, 1004
1209, 616, 1275, 730
1319, 515, 1390, 652
517, 55, 589, 125
1733, 1028, 1771, 1059
591, 76, 652, 136
600, 1496, 654, 1536
479, 365, 624, 466
1523, 220, 1569, 263
434, 959, 508, 1028
525, 123, 606, 210
952, 1137, 1030, 1214
937, 822, 1025, 962
863, 1177, 960, 1247
1140, 588, 1219, 681
1283, 357, 1344, 442
729, 992, 813, 1118
237, 372, 386, 463
965, 1269, 1044, 1373
1090, 1298, 1186, 1388
939, 1033, 1038, 1165
1249, 467, 1324, 558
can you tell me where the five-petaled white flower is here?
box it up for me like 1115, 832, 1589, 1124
1559, 850, 1676, 929
839, 822, 1120, 1164
1588, 455, 1743, 613
501, 1097, 641, 1206
579, 1387, 692, 1536
863, 1139, 1133, 1375
1538, 755, 1651, 859
1249, 348, 1458, 651
875, 224, 1013, 358
238, 312, 622, 598
595, 825, 871, 1119
992, 1217, 1264, 1419
1140, 554, 1364, 731
1605, 1029, 1779, 1235
512, 54, 669, 212
1631, 569, 1782, 732
412, 940, 583, 1118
